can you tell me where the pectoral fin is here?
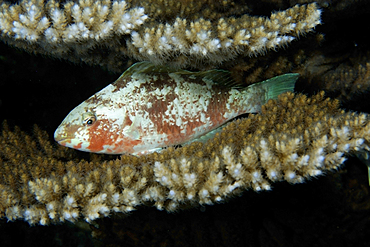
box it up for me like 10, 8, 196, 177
123, 117, 141, 140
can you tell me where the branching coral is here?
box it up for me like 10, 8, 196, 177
0, 0, 321, 71
1, 92, 369, 225
298, 50, 370, 107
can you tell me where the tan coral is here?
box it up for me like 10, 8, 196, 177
1, 92, 370, 225
298, 50, 370, 105
0, 0, 321, 71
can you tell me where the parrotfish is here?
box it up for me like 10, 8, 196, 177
54, 62, 298, 155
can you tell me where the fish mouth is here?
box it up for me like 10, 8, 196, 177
55, 137, 83, 150
54, 129, 70, 145
54, 133, 65, 142
54, 137, 71, 147
54, 134, 65, 142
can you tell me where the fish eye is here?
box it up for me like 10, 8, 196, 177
82, 112, 96, 126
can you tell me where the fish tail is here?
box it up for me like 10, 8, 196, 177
248, 73, 299, 104
265, 73, 299, 100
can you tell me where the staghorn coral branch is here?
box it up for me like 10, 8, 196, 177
1, 92, 370, 225
0, 0, 321, 71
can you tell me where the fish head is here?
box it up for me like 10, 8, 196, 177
54, 91, 132, 154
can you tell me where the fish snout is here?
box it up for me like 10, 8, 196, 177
54, 127, 68, 143
53, 125, 86, 150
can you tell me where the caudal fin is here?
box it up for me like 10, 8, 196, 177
247, 73, 299, 104
265, 73, 299, 100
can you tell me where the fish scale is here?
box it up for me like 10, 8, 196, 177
54, 62, 298, 155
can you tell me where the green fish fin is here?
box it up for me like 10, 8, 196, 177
249, 73, 299, 101
177, 69, 242, 89
119, 61, 184, 79
183, 124, 227, 146
119, 61, 242, 88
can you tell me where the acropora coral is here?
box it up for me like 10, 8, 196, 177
0, 0, 321, 71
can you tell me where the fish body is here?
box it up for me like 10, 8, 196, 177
54, 62, 298, 155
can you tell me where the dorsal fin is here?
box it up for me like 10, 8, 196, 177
175, 69, 242, 89
118, 61, 242, 89
118, 61, 182, 79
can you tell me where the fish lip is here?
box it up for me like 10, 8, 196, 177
54, 133, 70, 145
54, 135, 66, 143
54, 128, 67, 143
55, 138, 70, 146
